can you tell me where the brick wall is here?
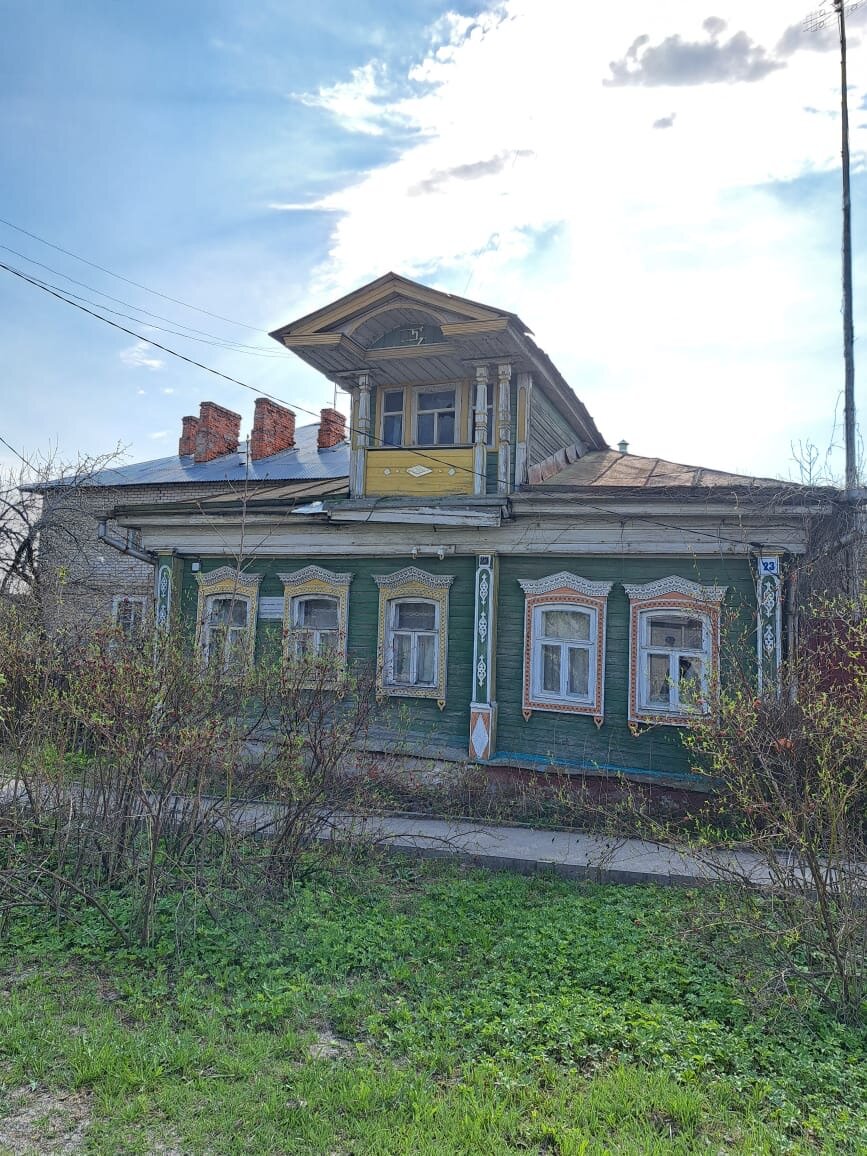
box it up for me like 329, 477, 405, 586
38, 482, 231, 633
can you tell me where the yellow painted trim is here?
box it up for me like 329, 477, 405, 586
285, 278, 502, 337
194, 568, 261, 668
279, 567, 352, 665
365, 447, 475, 496
374, 568, 454, 707
344, 300, 452, 335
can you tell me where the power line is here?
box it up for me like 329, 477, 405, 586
0, 244, 285, 357
0, 215, 266, 332
0, 257, 817, 551
0, 257, 492, 484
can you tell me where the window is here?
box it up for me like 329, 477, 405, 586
518, 574, 612, 720
415, 388, 456, 446
112, 594, 146, 637
532, 605, 595, 703
639, 613, 707, 714
381, 389, 404, 446
387, 599, 438, 686
291, 595, 339, 656
279, 566, 352, 665
195, 567, 261, 671
374, 567, 455, 707
624, 577, 727, 725
202, 594, 251, 670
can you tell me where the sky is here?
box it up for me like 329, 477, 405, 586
1, 0, 866, 484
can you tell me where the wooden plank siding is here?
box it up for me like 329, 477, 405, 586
494, 555, 757, 781
179, 550, 757, 781
181, 554, 477, 755
529, 389, 585, 464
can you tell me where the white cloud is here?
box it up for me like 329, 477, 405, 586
162, 387, 175, 395
136, 388, 146, 396
283, 0, 866, 478
120, 341, 165, 371
149, 430, 169, 440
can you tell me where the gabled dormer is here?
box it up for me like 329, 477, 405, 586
270, 273, 606, 501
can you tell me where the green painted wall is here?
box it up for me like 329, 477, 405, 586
180, 551, 757, 781
494, 555, 757, 780
182, 555, 477, 755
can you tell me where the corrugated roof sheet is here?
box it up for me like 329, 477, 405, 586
54, 422, 349, 487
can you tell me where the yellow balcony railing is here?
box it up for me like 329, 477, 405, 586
364, 446, 475, 497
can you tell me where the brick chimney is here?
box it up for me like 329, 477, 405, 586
179, 415, 199, 457
250, 397, 296, 461
318, 407, 346, 450
194, 401, 241, 463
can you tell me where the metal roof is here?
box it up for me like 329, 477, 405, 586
530, 450, 826, 493
48, 422, 349, 488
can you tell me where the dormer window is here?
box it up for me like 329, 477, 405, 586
416, 388, 456, 446
381, 389, 404, 446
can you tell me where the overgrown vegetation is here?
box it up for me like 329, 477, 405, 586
682, 593, 867, 1024
0, 604, 375, 947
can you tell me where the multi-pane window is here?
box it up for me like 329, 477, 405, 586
531, 604, 595, 704
387, 599, 438, 687
381, 389, 404, 446
291, 595, 339, 657
519, 574, 612, 720
415, 388, 456, 446
638, 612, 708, 714
112, 595, 146, 638
202, 595, 251, 671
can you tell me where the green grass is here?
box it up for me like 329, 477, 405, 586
1, 859, 866, 1154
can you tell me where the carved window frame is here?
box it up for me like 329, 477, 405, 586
194, 567, 262, 670
278, 566, 353, 664
374, 567, 455, 709
112, 594, 148, 638
518, 573, 612, 722
624, 577, 727, 726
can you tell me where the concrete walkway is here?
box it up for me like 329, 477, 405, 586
325, 813, 774, 888
0, 777, 777, 889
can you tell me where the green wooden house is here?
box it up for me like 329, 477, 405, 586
110, 274, 838, 787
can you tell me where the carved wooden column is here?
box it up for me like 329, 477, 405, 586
352, 371, 371, 498
496, 362, 512, 495
514, 371, 533, 487
473, 365, 489, 497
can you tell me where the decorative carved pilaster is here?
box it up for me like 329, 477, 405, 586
514, 371, 533, 487
473, 365, 489, 497
496, 362, 512, 495
756, 555, 783, 696
154, 554, 183, 635
352, 371, 371, 498
469, 554, 498, 760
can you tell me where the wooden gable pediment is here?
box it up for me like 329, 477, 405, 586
269, 273, 521, 381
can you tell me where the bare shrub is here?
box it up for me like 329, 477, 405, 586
681, 593, 867, 1022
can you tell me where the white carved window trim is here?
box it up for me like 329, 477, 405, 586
518, 573, 612, 722
624, 577, 727, 726
112, 594, 148, 637
195, 567, 262, 671
278, 566, 352, 664
374, 567, 455, 709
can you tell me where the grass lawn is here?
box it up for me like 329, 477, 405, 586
1, 857, 865, 1154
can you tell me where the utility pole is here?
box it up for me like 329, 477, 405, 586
805, 1, 860, 496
